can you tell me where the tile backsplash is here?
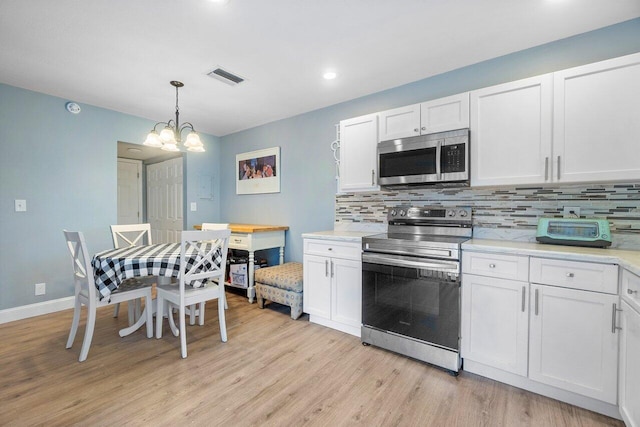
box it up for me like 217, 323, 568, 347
335, 182, 640, 249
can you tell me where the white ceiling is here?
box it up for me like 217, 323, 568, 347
1, 1, 639, 137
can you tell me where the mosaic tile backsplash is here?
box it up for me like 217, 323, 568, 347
335, 182, 640, 249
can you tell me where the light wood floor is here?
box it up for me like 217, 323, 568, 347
0, 291, 623, 426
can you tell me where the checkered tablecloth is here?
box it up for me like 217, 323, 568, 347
92, 242, 222, 300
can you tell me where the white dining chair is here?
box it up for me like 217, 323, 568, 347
155, 229, 231, 358
64, 230, 153, 362
110, 223, 154, 324
196, 223, 231, 322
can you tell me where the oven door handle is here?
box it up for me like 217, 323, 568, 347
362, 252, 460, 274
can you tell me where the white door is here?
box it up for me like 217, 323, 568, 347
338, 113, 379, 192
117, 158, 142, 225
470, 74, 553, 186
147, 157, 183, 244
303, 254, 332, 318
331, 257, 362, 329
553, 52, 640, 183
529, 284, 619, 404
461, 274, 529, 376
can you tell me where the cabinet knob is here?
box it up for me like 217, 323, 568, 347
421, 126, 426, 131
628, 289, 638, 295
489, 264, 496, 268
328, 248, 333, 251
414, 128, 419, 133
566, 272, 574, 278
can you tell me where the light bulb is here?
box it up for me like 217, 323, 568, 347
161, 142, 180, 152
187, 145, 205, 152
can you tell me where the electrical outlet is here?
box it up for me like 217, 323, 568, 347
190, 202, 197, 212
35, 282, 46, 296
563, 207, 581, 218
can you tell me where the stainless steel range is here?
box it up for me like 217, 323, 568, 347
361, 206, 472, 373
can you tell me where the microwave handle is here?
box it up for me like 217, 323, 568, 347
436, 140, 442, 180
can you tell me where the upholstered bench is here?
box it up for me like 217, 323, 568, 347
254, 262, 303, 320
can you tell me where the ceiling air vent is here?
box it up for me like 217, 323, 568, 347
207, 67, 245, 86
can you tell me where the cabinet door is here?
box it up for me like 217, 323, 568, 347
338, 114, 379, 192
529, 284, 619, 404
620, 300, 640, 427
331, 257, 362, 329
470, 74, 553, 186
461, 274, 529, 376
420, 92, 469, 134
553, 52, 640, 183
303, 254, 332, 318
378, 104, 420, 141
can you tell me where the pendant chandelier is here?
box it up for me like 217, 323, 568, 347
143, 81, 205, 152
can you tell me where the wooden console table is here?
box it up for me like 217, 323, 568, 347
195, 224, 289, 303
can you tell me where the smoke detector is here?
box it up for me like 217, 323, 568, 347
207, 67, 245, 86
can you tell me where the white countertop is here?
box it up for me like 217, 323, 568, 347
463, 238, 640, 277
302, 230, 379, 242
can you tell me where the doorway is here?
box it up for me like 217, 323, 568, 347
116, 141, 184, 243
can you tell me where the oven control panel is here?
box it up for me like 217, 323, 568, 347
388, 206, 472, 223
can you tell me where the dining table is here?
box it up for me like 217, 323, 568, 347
92, 242, 222, 336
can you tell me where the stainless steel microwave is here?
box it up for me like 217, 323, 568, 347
377, 128, 469, 187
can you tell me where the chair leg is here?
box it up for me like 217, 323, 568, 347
79, 304, 97, 362
198, 301, 206, 326
155, 295, 164, 339
145, 294, 153, 338
218, 296, 227, 342
223, 291, 228, 310
179, 304, 187, 358
113, 303, 120, 318
66, 298, 82, 349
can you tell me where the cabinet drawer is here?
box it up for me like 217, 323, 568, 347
304, 239, 361, 261
462, 252, 529, 281
622, 268, 640, 312
229, 233, 249, 249
530, 257, 618, 294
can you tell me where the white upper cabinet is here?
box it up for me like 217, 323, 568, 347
421, 92, 470, 134
378, 93, 469, 141
470, 74, 553, 187
338, 113, 379, 193
553, 53, 640, 183
378, 104, 421, 141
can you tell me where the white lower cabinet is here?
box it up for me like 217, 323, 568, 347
528, 284, 619, 404
462, 250, 621, 417
303, 238, 362, 337
461, 274, 529, 376
620, 267, 640, 427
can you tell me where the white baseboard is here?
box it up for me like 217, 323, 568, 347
0, 297, 75, 325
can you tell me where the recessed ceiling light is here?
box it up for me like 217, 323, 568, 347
210, 0, 230, 4
323, 71, 337, 80
127, 148, 142, 153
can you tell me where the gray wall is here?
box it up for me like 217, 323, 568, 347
219, 18, 640, 264
0, 84, 222, 310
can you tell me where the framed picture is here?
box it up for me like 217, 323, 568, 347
236, 147, 280, 195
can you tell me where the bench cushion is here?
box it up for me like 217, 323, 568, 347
254, 262, 303, 293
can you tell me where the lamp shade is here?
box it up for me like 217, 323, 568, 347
143, 131, 163, 148
159, 127, 177, 144
184, 131, 202, 148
